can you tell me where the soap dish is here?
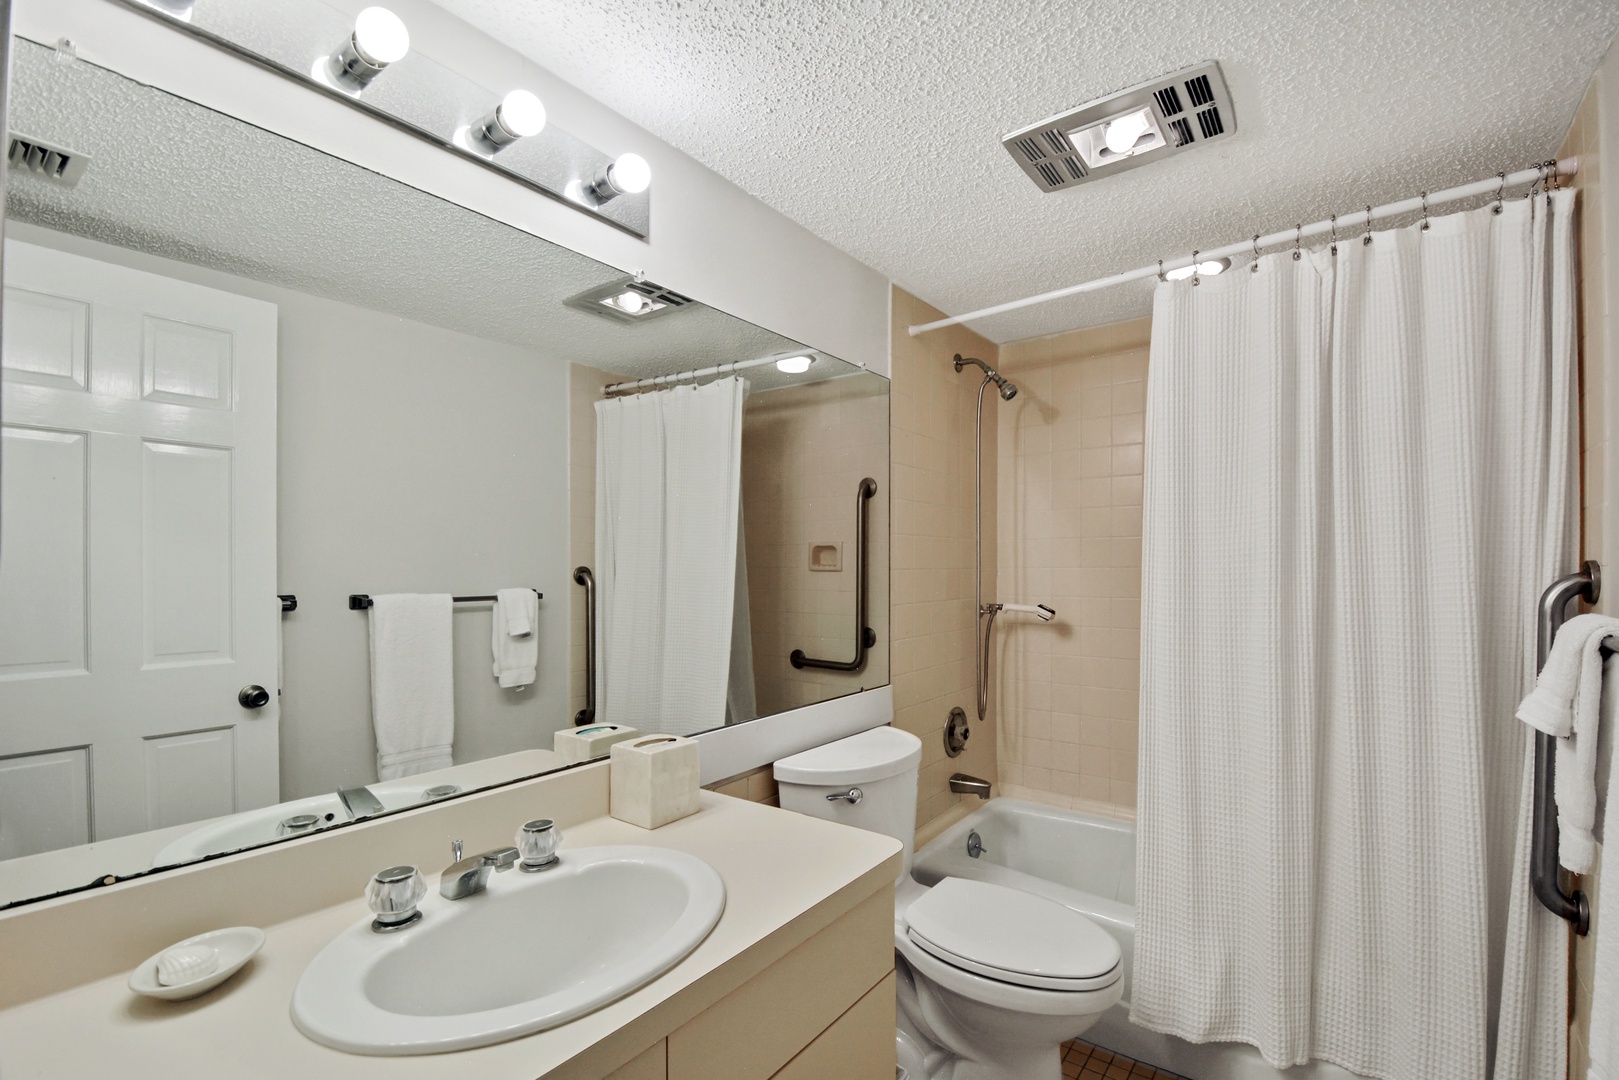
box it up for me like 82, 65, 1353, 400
129, 926, 266, 1001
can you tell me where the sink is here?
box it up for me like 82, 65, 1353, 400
291, 845, 726, 1055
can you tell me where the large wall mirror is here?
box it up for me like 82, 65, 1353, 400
0, 39, 889, 907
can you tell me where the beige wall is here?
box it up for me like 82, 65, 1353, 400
741, 377, 891, 717
994, 319, 1149, 818
889, 286, 1000, 832
1565, 35, 1619, 1079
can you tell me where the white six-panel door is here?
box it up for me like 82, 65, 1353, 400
0, 240, 278, 858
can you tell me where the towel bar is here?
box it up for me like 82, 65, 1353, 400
1531, 560, 1598, 935
349, 589, 542, 610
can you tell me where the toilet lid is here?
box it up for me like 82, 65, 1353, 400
904, 878, 1121, 991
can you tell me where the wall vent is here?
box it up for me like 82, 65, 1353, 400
1001, 61, 1236, 193
563, 276, 698, 325
7, 134, 89, 187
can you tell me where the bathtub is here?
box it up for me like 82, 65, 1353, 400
912, 799, 1367, 1080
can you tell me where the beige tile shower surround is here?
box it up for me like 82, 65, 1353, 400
888, 287, 1001, 834
993, 319, 1151, 818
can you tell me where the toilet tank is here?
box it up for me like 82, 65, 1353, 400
773, 727, 921, 874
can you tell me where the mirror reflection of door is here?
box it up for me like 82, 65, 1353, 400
0, 240, 279, 858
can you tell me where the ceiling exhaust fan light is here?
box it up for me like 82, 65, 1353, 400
1104, 110, 1151, 154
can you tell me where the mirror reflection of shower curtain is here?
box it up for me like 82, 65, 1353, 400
595, 377, 745, 736
727, 507, 758, 726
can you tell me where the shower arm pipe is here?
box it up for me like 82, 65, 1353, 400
908, 157, 1580, 336
1531, 561, 1599, 935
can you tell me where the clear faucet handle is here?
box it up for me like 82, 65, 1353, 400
366, 864, 426, 933
516, 818, 561, 872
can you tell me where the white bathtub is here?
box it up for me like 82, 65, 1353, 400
913, 799, 1367, 1080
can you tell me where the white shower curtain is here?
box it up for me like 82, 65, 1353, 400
1133, 191, 1578, 1080
595, 377, 745, 736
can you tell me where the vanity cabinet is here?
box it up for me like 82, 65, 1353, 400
605, 884, 896, 1080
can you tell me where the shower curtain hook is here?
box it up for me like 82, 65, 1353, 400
1494, 171, 1506, 214
1420, 191, 1430, 231
1329, 214, 1338, 257
1550, 159, 1561, 192
1191, 250, 1201, 286
1293, 223, 1302, 261
1362, 205, 1373, 246
1157, 259, 1166, 283
1251, 234, 1261, 273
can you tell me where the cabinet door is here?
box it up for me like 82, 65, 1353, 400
771, 972, 896, 1080
603, 1040, 666, 1080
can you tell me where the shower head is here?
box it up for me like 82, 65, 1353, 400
954, 354, 1018, 401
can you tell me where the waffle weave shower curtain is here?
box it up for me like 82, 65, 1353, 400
595, 376, 746, 736
1133, 191, 1578, 1080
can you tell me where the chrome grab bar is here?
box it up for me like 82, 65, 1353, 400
791, 478, 878, 672
1530, 560, 1599, 935
574, 567, 595, 725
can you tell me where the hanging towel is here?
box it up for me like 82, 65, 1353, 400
1516, 612, 1619, 871
1588, 654, 1619, 1080
491, 588, 539, 689
368, 593, 454, 780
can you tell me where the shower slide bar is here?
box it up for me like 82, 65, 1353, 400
348, 589, 542, 609
573, 567, 596, 726
908, 157, 1580, 336
791, 477, 879, 673
1531, 561, 1599, 935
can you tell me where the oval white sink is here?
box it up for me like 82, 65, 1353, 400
291, 845, 726, 1055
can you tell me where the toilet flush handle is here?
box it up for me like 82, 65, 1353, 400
826, 788, 864, 804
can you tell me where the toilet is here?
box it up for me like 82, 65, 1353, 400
774, 727, 1121, 1080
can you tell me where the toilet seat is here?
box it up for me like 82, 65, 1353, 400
903, 877, 1121, 992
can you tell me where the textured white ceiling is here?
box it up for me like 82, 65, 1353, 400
6, 39, 857, 392
431, 0, 1619, 342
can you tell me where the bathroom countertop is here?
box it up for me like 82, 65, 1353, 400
0, 793, 902, 1080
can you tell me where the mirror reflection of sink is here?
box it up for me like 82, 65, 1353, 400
149, 781, 447, 867
292, 846, 726, 1055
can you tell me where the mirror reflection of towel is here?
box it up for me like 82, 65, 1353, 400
492, 588, 539, 690
368, 594, 454, 780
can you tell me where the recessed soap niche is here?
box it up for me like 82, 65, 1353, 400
808, 543, 842, 572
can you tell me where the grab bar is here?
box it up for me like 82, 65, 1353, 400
573, 566, 595, 725
1531, 560, 1599, 935
791, 477, 878, 672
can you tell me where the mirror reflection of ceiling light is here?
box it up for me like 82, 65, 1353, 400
587, 153, 652, 203
472, 90, 546, 152
1163, 258, 1231, 281
330, 7, 409, 90
775, 355, 814, 374
600, 289, 666, 317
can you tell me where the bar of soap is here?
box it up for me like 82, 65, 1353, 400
156, 944, 219, 986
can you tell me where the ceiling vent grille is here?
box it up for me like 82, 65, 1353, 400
1001, 61, 1236, 193
563, 276, 699, 325
7, 133, 88, 188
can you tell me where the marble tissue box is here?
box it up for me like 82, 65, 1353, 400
554, 723, 641, 764
610, 734, 700, 829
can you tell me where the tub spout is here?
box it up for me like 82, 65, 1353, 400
949, 773, 992, 800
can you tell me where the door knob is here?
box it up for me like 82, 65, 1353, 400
238, 684, 271, 709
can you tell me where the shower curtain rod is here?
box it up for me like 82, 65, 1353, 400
602, 350, 820, 395
908, 157, 1581, 336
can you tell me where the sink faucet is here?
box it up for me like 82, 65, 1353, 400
338, 786, 385, 819
440, 843, 520, 900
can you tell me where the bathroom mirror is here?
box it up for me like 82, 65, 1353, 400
0, 38, 888, 907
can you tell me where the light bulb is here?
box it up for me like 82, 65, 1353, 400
775, 355, 814, 374
1163, 258, 1230, 281
611, 291, 649, 314
352, 7, 409, 66
496, 90, 546, 139
1104, 110, 1150, 155
608, 153, 651, 195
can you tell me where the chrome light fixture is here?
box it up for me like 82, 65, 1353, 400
329, 6, 409, 91
471, 90, 546, 152
587, 153, 652, 203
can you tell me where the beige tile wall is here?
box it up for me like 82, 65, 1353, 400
993, 319, 1151, 818
1564, 52, 1614, 1080
741, 377, 891, 718
889, 286, 1001, 832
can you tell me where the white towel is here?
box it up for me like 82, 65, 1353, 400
1516, 612, 1619, 872
367, 593, 454, 780
491, 588, 538, 689
1589, 658, 1619, 1080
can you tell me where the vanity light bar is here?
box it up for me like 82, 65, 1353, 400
115, 0, 653, 238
